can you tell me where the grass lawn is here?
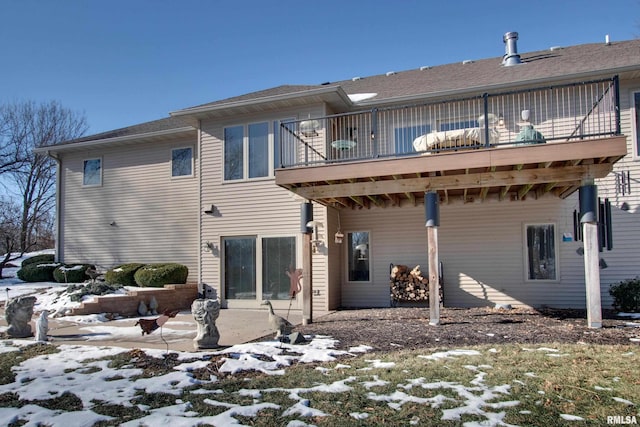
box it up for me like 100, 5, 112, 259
0, 342, 638, 426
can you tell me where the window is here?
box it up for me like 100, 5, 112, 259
224, 120, 293, 181
634, 91, 640, 157
224, 235, 297, 300
224, 237, 256, 299
439, 120, 477, 131
83, 158, 101, 186
224, 125, 243, 180
525, 224, 557, 280
394, 124, 430, 154
348, 231, 370, 281
171, 147, 193, 177
248, 122, 269, 178
262, 237, 296, 300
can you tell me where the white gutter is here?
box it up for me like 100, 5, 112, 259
44, 150, 62, 262
33, 126, 196, 154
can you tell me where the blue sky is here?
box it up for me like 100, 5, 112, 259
1, 0, 639, 136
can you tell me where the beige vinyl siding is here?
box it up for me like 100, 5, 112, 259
593, 78, 640, 306
59, 138, 199, 278
340, 196, 602, 309
199, 110, 330, 311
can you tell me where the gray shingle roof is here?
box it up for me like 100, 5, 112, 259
59, 38, 640, 146
333, 39, 640, 103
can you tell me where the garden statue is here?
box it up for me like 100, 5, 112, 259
191, 297, 220, 349
137, 300, 148, 316
5, 295, 36, 338
35, 310, 49, 341
148, 296, 159, 315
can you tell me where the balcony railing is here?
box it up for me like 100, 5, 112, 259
278, 77, 620, 168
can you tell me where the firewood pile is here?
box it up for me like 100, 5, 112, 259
389, 264, 442, 303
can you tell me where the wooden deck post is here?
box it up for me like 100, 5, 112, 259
579, 183, 602, 328
425, 192, 440, 326
302, 232, 313, 325
301, 202, 313, 325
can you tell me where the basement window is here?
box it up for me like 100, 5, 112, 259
348, 231, 370, 282
525, 223, 557, 281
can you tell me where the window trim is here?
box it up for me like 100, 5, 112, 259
170, 146, 195, 179
523, 222, 559, 282
221, 233, 299, 301
82, 157, 102, 187
346, 230, 371, 283
631, 89, 640, 160
223, 118, 295, 182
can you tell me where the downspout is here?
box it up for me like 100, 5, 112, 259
197, 120, 203, 292
45, 150, 62, 263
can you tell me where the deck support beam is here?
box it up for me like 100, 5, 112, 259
425, 192, 441, 326
579, 183, 602, 328
301, 202, 313, 325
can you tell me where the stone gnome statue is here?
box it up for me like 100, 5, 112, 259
5, 295, 36, 338
191, 297, 220, 349
35, 310, 49, 341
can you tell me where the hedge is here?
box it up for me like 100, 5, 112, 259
609, 277, 640, 312
17, 263, 61, 282
133, 263, 188, 288
21, 253, 55, 268
105, 263, 146, 286
53, 264, 95, 283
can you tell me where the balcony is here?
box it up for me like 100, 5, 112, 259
275, 77, 627, 208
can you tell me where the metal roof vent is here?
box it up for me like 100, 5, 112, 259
502, 31, 522, 66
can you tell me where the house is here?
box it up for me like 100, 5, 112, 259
38, 33, 640, 327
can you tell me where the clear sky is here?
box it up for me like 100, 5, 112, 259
1, 0, 639, 136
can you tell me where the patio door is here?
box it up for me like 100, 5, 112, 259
223, 235, 298, 309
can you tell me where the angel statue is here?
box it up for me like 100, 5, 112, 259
191, 298, 220, 349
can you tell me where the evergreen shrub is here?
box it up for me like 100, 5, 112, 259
21, 253, 55, 268
609, 277, 640, 312
133, 263, 188, 288
105, 263, 145, 286
17, 263, 60, 282
53, 264, 95, 283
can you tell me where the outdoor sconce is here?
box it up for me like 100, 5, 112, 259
203, 241, 219, 256
334, 231, 344, 244
306, 220, 324, 253
204, 205, 217, 215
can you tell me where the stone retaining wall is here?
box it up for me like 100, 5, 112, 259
70, 283, 199, 317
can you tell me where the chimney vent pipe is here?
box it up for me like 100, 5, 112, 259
502, 31, 522, 66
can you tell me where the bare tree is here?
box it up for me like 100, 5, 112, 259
2, 101, 88, 253
0, 198, 22, 278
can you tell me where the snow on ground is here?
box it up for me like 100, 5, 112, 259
1, 338, 634, 427
1, 252, 639, 426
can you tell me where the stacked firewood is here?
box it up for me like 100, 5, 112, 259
390, 264, 430, 302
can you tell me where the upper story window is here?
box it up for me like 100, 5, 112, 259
83, 158, 102, 186
634, 91, 640, 157
171, 147, 193, 177
224, 119, 291, 181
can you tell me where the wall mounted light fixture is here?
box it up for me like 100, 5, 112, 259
204, 205, 216, 215
306, 220, 324, 253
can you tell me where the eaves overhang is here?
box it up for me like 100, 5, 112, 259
34, 126, 197, 154
169, 86, 354, 121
